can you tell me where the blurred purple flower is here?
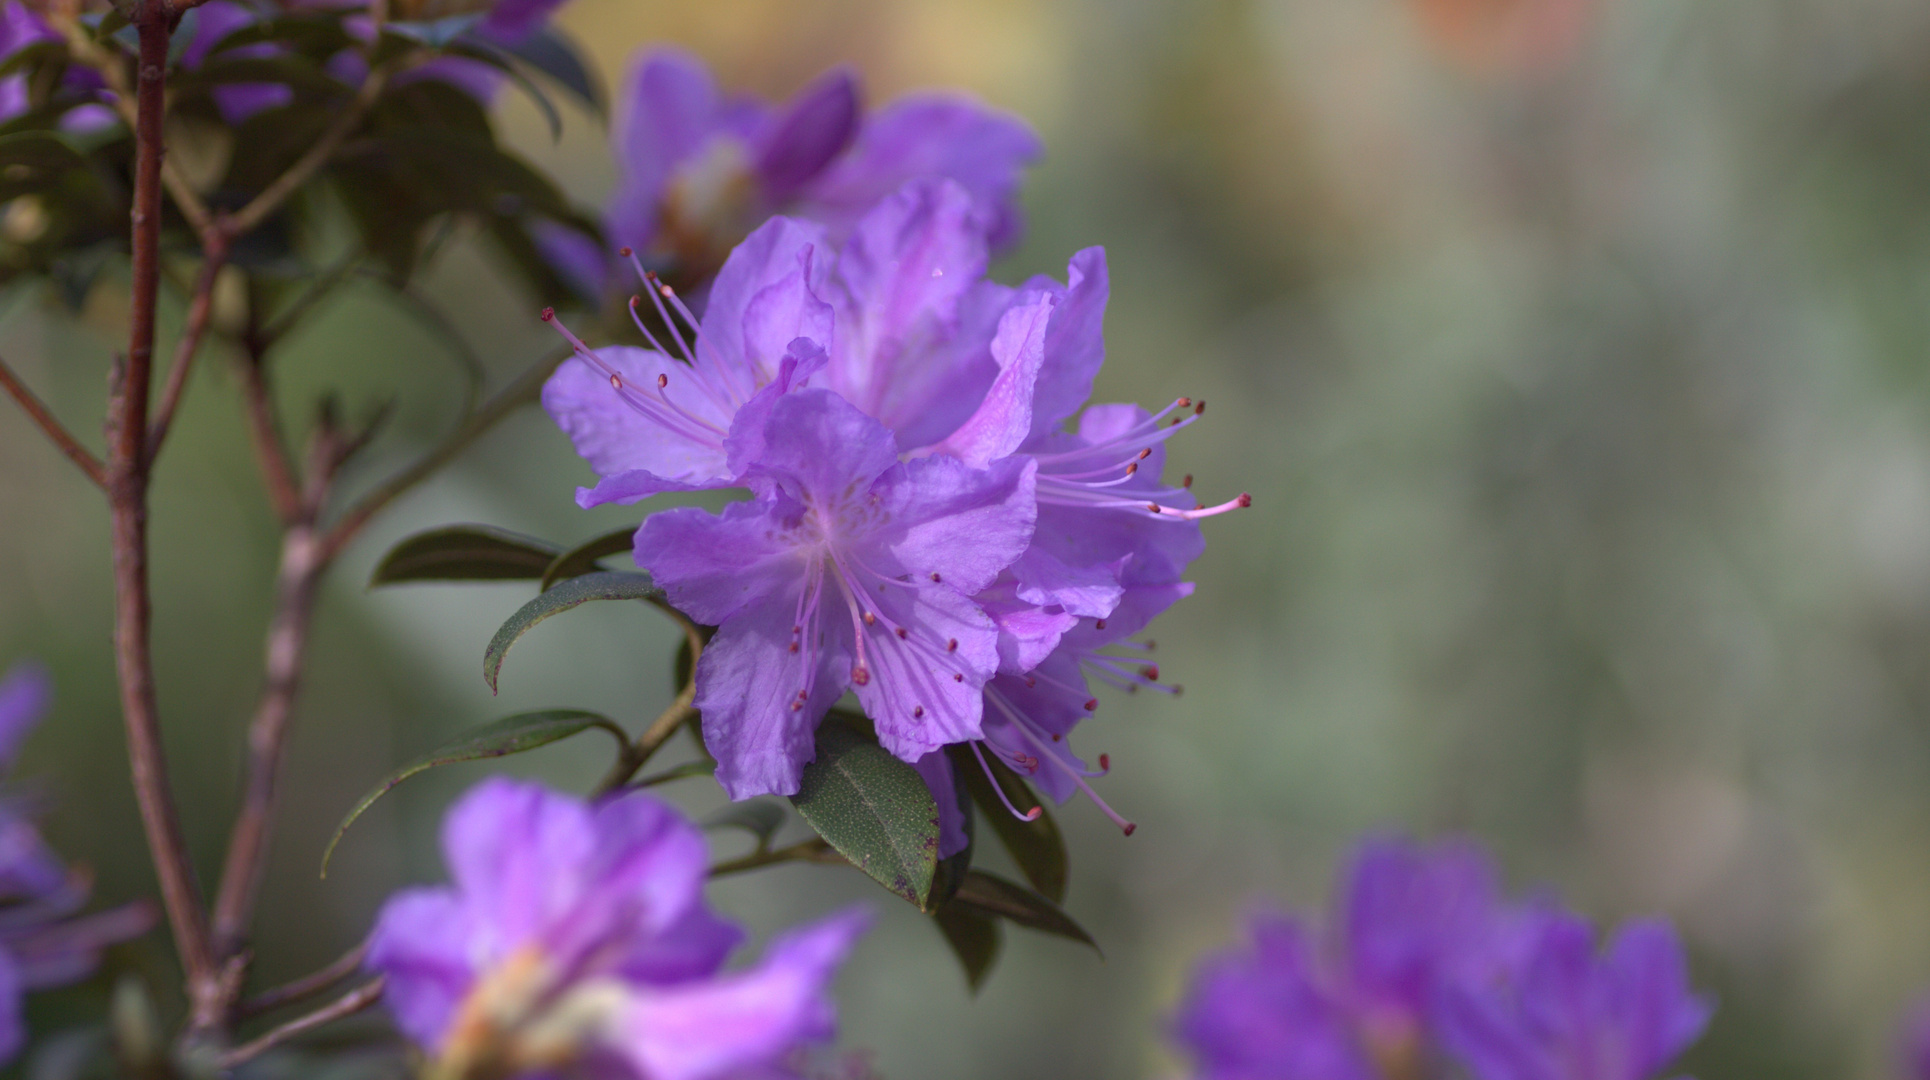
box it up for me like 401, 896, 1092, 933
177, 1, 294, 125
0, 662, 155, 1066
0, 3, 113, 131
1170, 836, 1709, 1080
1897, 995, 1930, 1080
367, 777, 869, 1080
551, 47, 1038, 296
634, 388, 1035, 798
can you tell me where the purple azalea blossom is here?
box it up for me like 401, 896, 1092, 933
0, 3, 113, 132
634, 388, 1036, 798
0, 662, 155, 1066
368, 777, 869, 1080
178, 1, 294, 125
1438, 909, 1712, 1080
548, 46, 1038, 297
1169, 837, 1713, 1080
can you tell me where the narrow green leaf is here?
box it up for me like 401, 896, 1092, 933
950, 870, 1099, 954
703, 800, 787, 847
947, 744, 1069, 904
502, 27, 602, 114
540, 526, 636, 592
484, 571, 667, 693
369, 524, 561, 586
321, 710, 626, 876
932, 905, 1002, 993
790, 722, 940, 909
445, 38, 563, 142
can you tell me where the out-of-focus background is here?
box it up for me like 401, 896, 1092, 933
5, 0, 1930, 1075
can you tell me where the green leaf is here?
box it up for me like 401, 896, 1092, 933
445, 37, 563, 142
385, 14, 485, 48
501, 27, 602, 115
932, 906, 1002, 993
950, 870, 1099, 953
703, 800, 787, 847
369, 524, 561, 586
790, 721, 941, 909
948, 744, 1069, 904
484, 571, 668, 693
321, 709, 626, 876
540, 527, 636, 592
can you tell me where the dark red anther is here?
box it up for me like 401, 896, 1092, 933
1051, 733, 1061, 741
610, 374, 623, 391
1148, 503, 1163, 514
1125, 462, 1138, 476
945, 638, 958, 652
1195, 400, 1206, 415
1098, 753, 1111, 771
1177, 397, 1192, 408
895, 627, 909, 640
1083, 698, 1098, 712
657, 374, 668, 389
913, 705, 925, 718
862, 611, 876, 626
788, 642, 798, 653
1137, 447, 1152, 460
953, 673, 964, 682
1122, 822, 1137, 836
539, 307, 555, 321
1237, 492, 1253, 507
1141, 664, 1159, 681
618, 246, 633, 257
929, 571, 942, 583
1094, 619, 1107, 630
1182, 474, 1194, 489
1025, 677, 1037, 688
852, 665, 871, 686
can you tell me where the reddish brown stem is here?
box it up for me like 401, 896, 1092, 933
146, 240, 230, 465
112, 2, 219, 1024
217, 976, 386, 1068
0, 356, 106, 487
236, 938, 370, 1020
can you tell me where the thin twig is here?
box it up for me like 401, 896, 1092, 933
593, 620, 706, 796
112, 0, 218, 1025
709, 839, 840, 879
318, 345, 569, 562
235, 328, 304, 524
0, 355, 106, 487
236, 939, 370, 1020
145, 239, 229, 464
218, 976, 385, 1068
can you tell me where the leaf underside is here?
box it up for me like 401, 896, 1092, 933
369, 524, 560, 586
790, 721, 941, 909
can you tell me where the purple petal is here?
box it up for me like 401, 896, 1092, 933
741, 389, 901, 508
0, 815, 66, 902
613, 907, 871, 1080
821, 179, 990, 438
478, 0, 565, 44
739, 245, 836, 384
1603, 919, 1713, 1078
0, 951, 20, 1066
1026, 247, 1109, 437
703, 216, 831, 384
912, 751, 969, 859
691, 588, 852, 800
933, 293, 1054, 467
366, 887, 477, 1050
533, 219, 612, 301
797, 94, 1041, 250
978, 580, 1080, 673
1008, 545, 1123, 620
753, 67, 859, 203
0, 661, 51, 771
440, 778, 598, 953
879, 454, 1037, 598
851, 581, 997, 761
609, 49, 737, 255
723, 339, 830, 479
576, 470, 719, 509
542, 345, 734, 493
1340, 834, 1504, 1021
635, 499, 809, 627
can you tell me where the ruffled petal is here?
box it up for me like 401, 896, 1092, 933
693, 589, 852, 799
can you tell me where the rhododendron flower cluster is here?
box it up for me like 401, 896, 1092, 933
368, 777, 868, 1080
1170, 836, 1713, 1080
543, 172, 1247, 834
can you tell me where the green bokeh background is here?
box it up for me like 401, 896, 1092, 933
6, 0, 1930, 1075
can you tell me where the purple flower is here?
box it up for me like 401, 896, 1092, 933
634, 388, 1036, 798
367, 777, 869, 1080
1438, 909, 1712, 1080
0, 662, 156, 1066
1898, 995, 1930, 1080
558, 47, 1038, 294
0, 3, 112, 131
177, 1, 295, 124
1169, 837, 1713, 1080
